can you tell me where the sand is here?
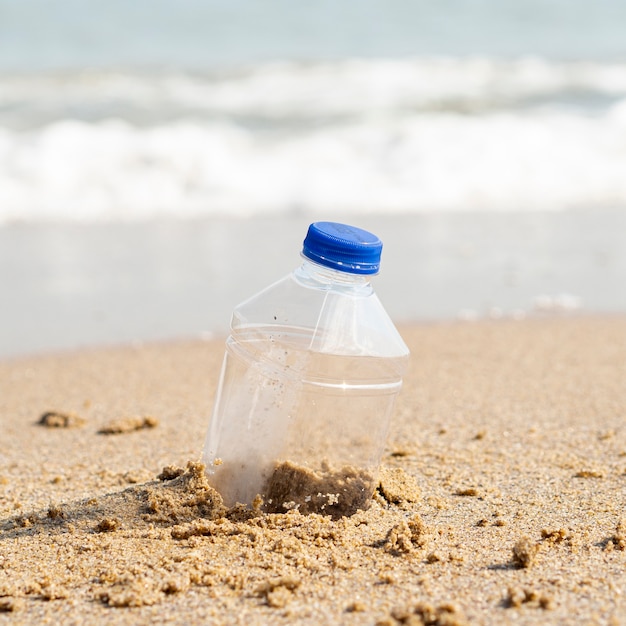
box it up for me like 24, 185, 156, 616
0, 316, 625, 625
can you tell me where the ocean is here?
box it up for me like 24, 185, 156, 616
2, 0, 626, 222
1, 0, 625, 357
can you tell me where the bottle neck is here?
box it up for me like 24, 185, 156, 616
294, 257, 374, 294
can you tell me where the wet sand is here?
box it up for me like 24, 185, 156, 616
2, 210, 626, 359
0, 316, 625, 624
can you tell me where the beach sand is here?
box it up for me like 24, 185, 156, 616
0, 316, 625, 625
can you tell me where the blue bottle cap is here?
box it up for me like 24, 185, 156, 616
302, 222, 383, 275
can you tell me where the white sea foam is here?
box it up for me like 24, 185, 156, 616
4, 58, 626, 124
2, 58, 626, 222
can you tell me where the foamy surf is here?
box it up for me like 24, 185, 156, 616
4, 58, 626, 125
2, 57, 626, 222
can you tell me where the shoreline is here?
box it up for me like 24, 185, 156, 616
2, 210, 625, 360
0, 309, 621, 365
1, 316, 625, 624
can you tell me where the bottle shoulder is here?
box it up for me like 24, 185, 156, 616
231, 268, 408, 359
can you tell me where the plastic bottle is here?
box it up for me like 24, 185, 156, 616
202, 222, 409, 517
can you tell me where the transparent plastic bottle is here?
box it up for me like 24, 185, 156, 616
202, 222, 409, 517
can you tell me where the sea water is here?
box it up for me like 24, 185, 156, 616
1, 0, 626, 222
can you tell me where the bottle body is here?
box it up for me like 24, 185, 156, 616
203, 259, 409, 516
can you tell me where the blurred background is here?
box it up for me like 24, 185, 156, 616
1, 0, 625, 358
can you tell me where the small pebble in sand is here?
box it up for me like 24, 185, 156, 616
98, 416, 158, 435
38, 411, 85, 429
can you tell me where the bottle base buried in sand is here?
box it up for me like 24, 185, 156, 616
202, 222, 409, 516
204, 326, 405, 516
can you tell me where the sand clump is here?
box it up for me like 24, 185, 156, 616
504, 586, 555, 610
255, 576, 301, 608
94, 517, 120, 532
262, 460, 376, 518
384, 515, 429, 555
380, 602, 467, 626
614, 519, 626, 550
378, 467, 421, 505
97, 576, 164, 608
259, 461, 421, 518
511, 536, 541, 568
0, 463, 227, 610
146, 461, 226, 523
605, 519, 626, 551
38, 410, 85, 428
541, 527, 570, 543
98, 415, 158, 435
0, 596, 24, 613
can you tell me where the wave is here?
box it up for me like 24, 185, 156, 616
2, 57, 626, 222
4, 57, 626, 127
2, 108, 626, 221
